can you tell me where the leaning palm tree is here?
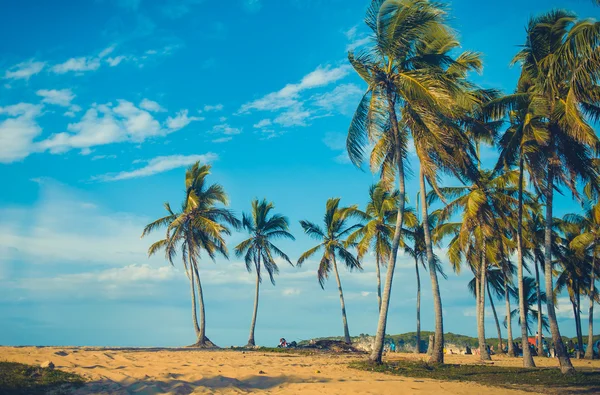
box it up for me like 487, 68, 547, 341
142, 163, 240, 347
346, 0, 455, 363
298, 198, 363, 344
511, 10, 600, 373
235, 199, 295, 347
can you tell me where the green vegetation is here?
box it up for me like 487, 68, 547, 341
0, 361, 85, 395
350, 359, 600, 394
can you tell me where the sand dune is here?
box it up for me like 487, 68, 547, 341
5, 346, 595, 394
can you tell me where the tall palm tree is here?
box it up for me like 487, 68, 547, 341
434, 169, 521, 361
511, 10, 600, 373
235, 199, 295, 347
142, 163, 240, 347
298, 198, 363, 344
347, 184, 417, 312
568, 201, 600, 359
346, 0, 454, 363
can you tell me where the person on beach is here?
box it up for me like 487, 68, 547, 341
278, 338, 288, 348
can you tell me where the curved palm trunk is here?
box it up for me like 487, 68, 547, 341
419, 167, 444, 363
192, 264, 214, 348
488, 281, 503, 354
478, 248, 491, 361
535, 259, 544, 356
505, 272, 516, 357
247, 259, 261, 347
376, 254, 382, 312
415, 256, 421, 354
585, 250, 596, 359
517, 155, 536, 367
332, 255, 351, 344
188, 264, 201, 338
544, 169, 575, 373
370, 93, 406, 363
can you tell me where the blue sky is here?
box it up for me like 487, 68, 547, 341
0, 0, 598, 347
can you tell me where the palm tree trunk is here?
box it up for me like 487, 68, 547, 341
192, 263, 214, 347
544, 168, 575, 373
415, 256, 421, 354
571, 296, 581, 359
576, 287, 584, 359
478, 245, 491, 361
419, 166, 444, 364
188, 264, 201, 339
376, 254, 382, 312
535, 259, 544, 356
247, 258, 260, 347
505, 272, 516, 357
332, 255, 351, 344
370, 92, 406, 363
488, 281, 503, 354
517, 154, 536, 367
585, 248, 596, 360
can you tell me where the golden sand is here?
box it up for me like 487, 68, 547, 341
2, 346, 599, 394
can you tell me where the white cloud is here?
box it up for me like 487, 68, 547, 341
0, 103, 43, 163
166, 110, 203, 131
253, 119, 272, 129
140, 99, 166, 112
273, 107, 311, 127
91, 154, 117, 161
282, 288, 301, 297
107, 55, 127, 66
36, 89, 75, 107
203, 104, 224, 112
212, 136, 233, 143
97, 153, 218, 181
211, 123, 242, 135
52, 57, 101, 74
345, 25, 358, 40
346, 37, 371, 52
323, 132, 351, 165
4, 60, 45, 80
312, 83, 362, 114
259, 129, 285, 140
38, 101, 197, 155
238, 64, 351, 113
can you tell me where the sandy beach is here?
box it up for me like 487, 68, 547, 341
4, 346, 600, 394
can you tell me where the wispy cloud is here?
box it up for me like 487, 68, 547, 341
166, 110, 203, 130
238, 64, 351, 113
273, 106, 311, 127
36, 89, 75, 107
97, 153, 218, 181
52, 57, 102, 74
140, 98, 166, 112
4, 60, 45, 80
323, 131, 350, 164
203, 104, 224, 112
312, 83, 362, 114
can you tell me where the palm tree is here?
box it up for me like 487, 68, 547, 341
434, 169, 521, 361
505, 276, 549, 339
568, 201, 600, 359
347, 184, 417, 312
141, 163, 240, 347
346, 0, 454, 363
511, 10, 600, 373
298, 198, 363, 344
235, 199, 295, 347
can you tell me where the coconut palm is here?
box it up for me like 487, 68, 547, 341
297, 198, 364, 344
235, 199, 295, 347
568, 201, 600, 359
346, 0, 457, 363
142, 163, 240, 347
511, 10, 600, 373
347, 184, 417, 312
434, 169, 521, 360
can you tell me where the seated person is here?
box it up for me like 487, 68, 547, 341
278, 338, 288, 348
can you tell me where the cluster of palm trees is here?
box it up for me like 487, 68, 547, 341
142, 0, 600, 374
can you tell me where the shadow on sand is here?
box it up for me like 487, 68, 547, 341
76, 374, 330, 394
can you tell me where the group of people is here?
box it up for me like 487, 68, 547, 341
277, 338, 297, 348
